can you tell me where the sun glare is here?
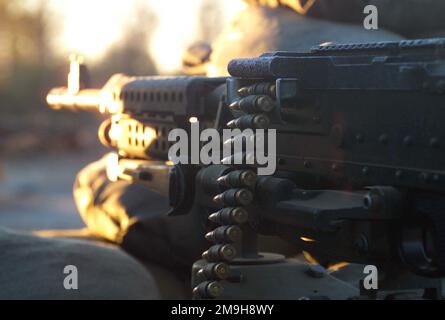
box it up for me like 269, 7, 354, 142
149, 1, 203, 74
49, 0, 134, 60
47, 0, 247, 73
149, 0, 246, 74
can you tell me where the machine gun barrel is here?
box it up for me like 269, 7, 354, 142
46, 54, 105, 112
46, 72, 130, 114
46, 87, 102, 111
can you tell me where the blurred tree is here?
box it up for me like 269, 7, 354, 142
0, 0, 54, 73
0, 0, 58, 113
0, 0, 159, 155
0, 0, 93, 154
91, 3, 158, 84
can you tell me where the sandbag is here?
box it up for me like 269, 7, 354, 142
0, 227, 160, 299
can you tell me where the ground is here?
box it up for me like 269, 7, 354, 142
0, 151, 103, 231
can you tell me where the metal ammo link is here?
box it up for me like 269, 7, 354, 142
192, 81, 276, 299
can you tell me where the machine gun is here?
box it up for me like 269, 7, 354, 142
47, 38, 445, 300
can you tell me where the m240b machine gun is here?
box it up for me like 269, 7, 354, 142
47, 38, 445, 299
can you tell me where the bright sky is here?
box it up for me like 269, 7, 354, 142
46, 0, 246, 73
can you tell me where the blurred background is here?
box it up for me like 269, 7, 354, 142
0, 0, 244, 230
